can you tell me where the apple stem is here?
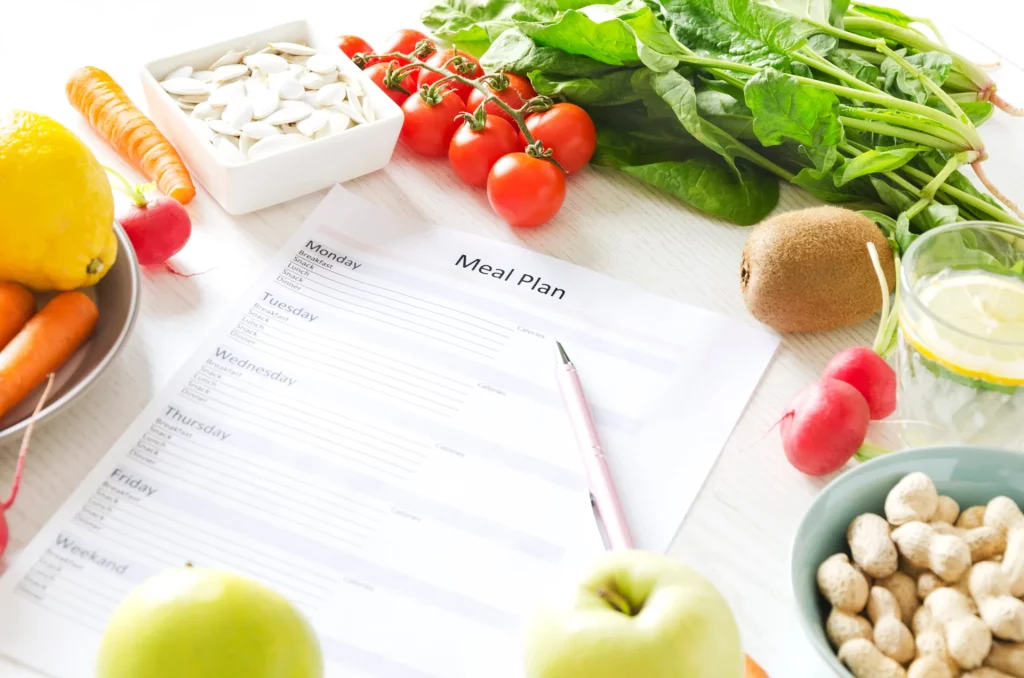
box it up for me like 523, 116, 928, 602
597, 586, 635, 616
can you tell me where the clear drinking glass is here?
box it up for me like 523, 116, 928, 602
897, 222, 1024, 449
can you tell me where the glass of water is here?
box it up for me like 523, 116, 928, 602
897, 222, 1024, 449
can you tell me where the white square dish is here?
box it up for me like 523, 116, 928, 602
141, 20, 404, 215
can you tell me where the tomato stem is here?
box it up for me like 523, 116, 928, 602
364, 47, 567, 173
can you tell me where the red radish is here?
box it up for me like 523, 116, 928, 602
781, 378, 871, 476
0, 374, 55, 559
822, 346, 897, 420
107, 168, 191, 265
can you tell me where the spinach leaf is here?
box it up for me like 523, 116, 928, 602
834, 146, 923, 185
829, 49, 880, 86
766, 0, 849, 28
881, 51, 953, 104
871, 176, 915, 212
635, 69, 758, 175
481, 28, 623, 76
422, 0, 558, 47
529, 68, 641, 104
695, 89, 757, 140
932, 100, 994, 127
913, 152, 1005, 214
894, 212, 916, 251
646, 0, 816, 70
593, 128, 779, 225
793, 166, 874, 202
850, 2, 914, 26
744, 67, 844, 172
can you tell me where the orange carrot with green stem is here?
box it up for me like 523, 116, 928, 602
0, 291, 99, 420
0, 283, 35, 350
65, 66, 195, 204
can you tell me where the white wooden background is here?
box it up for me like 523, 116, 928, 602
1, 1, 1022, 674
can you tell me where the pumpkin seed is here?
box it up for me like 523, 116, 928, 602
269, 42, 317, 56
247, 133, 312, 161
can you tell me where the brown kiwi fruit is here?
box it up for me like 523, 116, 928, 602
740, 206, 896, 333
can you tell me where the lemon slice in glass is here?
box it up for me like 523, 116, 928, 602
901, 269, 1024, 387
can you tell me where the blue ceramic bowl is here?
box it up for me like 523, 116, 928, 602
790, 446, 1024, 676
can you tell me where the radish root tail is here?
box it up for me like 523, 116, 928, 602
990, 93, 1024, 117
0, 374, 56, 511
972, 161, 1024, 219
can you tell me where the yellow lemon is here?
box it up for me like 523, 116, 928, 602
0, 110, 117, 291
902, 269, 1024, 386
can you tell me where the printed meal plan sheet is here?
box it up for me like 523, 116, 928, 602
0, 186, 778, 677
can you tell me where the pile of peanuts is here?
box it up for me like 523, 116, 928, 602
818, 472, 1024, 678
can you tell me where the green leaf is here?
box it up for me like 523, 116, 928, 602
894, 212, 917, 252
529, 68, 641, 105
834, 146, 923, 185
635, 69, 756, 175
829, 49, 880, 86
421, 0, 616, 46
793, 166, 874, 202
933, 100, 994, 127
850, 2, 914, 27
695, 88, 757, 140
916, 202, 958, 231
481, 28, 623, 76
881, 51, 953, 104
593, 128, 780, 225
871, 176, 915, 212
527, 5, 654, 66
647, 0, 817, 70
767, 0, 849, 27
744, 67, 844, 171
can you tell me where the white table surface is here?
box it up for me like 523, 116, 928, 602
1, 1, 1022, 675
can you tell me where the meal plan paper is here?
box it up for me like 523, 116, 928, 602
0, 186, 777, 678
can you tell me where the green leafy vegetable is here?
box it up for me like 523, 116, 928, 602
834, 146, 922, 185
529, 69, 641, 104
828, 49, 880, 85
439, 0, 1020, 238
646, 0, 816, 69
593, 128, 780, 224
881, 51, 953, 104
744, 67, 844, 171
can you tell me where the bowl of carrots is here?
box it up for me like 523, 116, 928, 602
0, 224, 140, 444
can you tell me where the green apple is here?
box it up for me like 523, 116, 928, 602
97, 566, 323, 678
524, 550, 743, 678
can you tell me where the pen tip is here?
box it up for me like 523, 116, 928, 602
555, 340, 571, 364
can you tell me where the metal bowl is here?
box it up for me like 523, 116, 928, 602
0, 224, 140, 444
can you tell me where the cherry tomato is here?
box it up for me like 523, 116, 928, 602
521, 103, 597, 174
377, 28, 434, 67
364, 63, 417, 105
400, 89, 467, 157
487, 153, 566, 228
466, 74, 538, 127
336, 35, 374, 62
418, 49, 481, 103
449, 115, 522, 188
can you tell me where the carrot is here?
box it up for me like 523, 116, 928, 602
0, 291, 99, 420
66, 66, 195, 205
0, 283, 35, 350
745, 655, 769, 678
